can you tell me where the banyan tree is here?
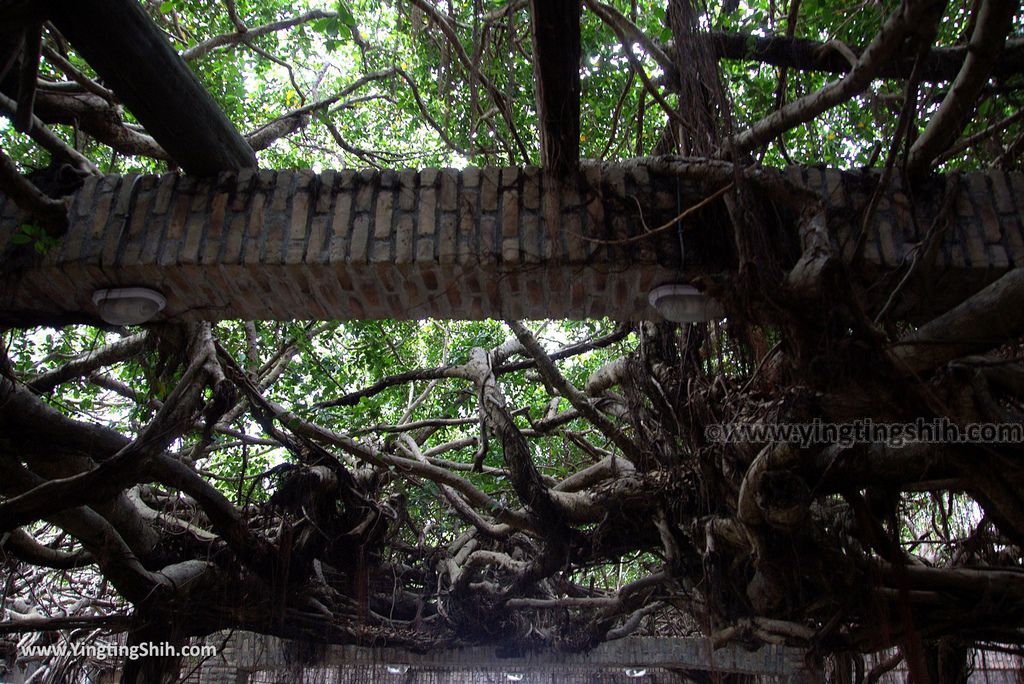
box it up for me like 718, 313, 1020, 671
1, 0, 1023, 681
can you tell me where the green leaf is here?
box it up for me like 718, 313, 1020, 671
336, 1, 356, 28
159, 1, 174, 13
10, 233, 32, 245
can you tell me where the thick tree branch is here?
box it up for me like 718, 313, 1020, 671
890, 268, 1024, 375
906, 0, 1020, 176
729, 0, 942, 156
507, 321, 643, 463
0, 90, 100, 174
0, 145, 68, 233
27, 332, 150, 393
181, 10, 336, 62
700, 33, 1024, 84
1, 528, 94, 569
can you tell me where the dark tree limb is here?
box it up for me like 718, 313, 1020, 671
529, 0, 582, 173
700, 33, 1024, 84
13, 22, 40, 132
0, 91, 100, 174
47, 0, 257, 174
182, 9, 336, 61
0, 328, 213, 531
0, 145, 68, 234
27, 332, 151, 393
312, 325, 628, 410
0, 614, 130, 634
906, 0, 1020, 177
21, 88, 169, 159
1, 528, 94, 569
890, 267, 1024, 375
39, 43, 117, 103
507, 321, 644, 464
405, 0, 531, 162
453, 347, 565, 528
729, 0, 946, 156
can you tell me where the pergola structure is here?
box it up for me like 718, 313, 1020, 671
3, 1, 1024, 683
2, 0, 1021, 329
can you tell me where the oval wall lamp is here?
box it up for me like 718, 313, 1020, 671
648, 283, 724, 323
92, 287, 166, 326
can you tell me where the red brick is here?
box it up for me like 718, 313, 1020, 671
457, 186, 478, 265
1002, 216, 1024, 266
479, 216, 499, 264
522, 166, 541, 210
1009, 173, 1024, 215
228, 169, 253, 211
521, 214, 541, 263
967, 174, 1001, 243
160, 194, 189, 266
374, 189, 394, 240
180, 212, 207, 265
313, 171, 335, 215
350, 215, 370, 262
481, 167, 500, 212
399, 169, 417, 211
73, 176, 101, 218
502, 237, 520, 264
989, 171, 1014, 214
438, 214, 457, 265
415, 237, 435, 262
961, 219, 988, 267
119, 176, 157, 266
501, 186, 519, 239
440, 169, 459, 212
989, 244, 1009, 269
355, 170, 376, 213
307, 215, 329, 264
242, 196, 266, 266
396, 215, 415, 264
330, 191, 353, 262
823, 169, 849, 209
269, 171, 292, 211
222, 213, 248, 264
877, 220, 900, 267
201, 192, 229, 265
418, 180, 437, 237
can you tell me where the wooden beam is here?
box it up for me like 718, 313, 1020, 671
529, 0, 582, 174
46, 0, 257, 175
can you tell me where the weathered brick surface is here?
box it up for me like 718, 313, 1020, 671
185, 631, 804, 683
0, 165, 1021, 325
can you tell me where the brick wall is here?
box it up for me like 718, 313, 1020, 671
182, 632, 804, 683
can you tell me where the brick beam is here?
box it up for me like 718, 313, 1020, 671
0, 164, 1022, 326
196, 633, 806, 680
